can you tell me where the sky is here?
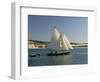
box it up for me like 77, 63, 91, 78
28, 15, 88, 43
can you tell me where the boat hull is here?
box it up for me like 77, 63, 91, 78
29, 54, 40, 57
48, 51, 70, 56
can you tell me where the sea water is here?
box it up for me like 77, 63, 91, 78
28, 47, 88, 66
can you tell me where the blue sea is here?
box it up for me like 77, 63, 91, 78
28, 47, 88, 66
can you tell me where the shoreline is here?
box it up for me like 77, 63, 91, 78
28, 46, 88, 49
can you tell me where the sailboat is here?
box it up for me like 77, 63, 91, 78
48, 26, 73, 55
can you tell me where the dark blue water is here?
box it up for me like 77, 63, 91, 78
28, 47, 88, 66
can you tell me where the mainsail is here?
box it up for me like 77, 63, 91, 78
63, 34, 73, 49
58, 33, 69, 50
48, 27, 73, 50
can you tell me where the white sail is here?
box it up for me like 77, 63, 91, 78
48, 27, 60, 50
58, 33, 69, 50
51, 27, 60, 41
48, 27, 73, 51
63, 34, 73, 49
